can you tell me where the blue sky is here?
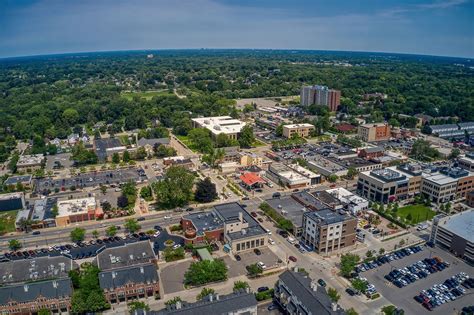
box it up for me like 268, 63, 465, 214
0, 0, 473, 58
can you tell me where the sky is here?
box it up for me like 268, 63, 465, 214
0, 0, 473, 58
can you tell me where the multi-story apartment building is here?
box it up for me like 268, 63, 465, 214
274, 270, 345, 314
96, 241, 159, 304
191, 116, 246, 140
0, 279, 73, 314
421, 167, 473, 203
282, 124, 315, 138
300, 85, 341, 111
357, 123, 391, 142
157, 291, 258, 315
458, 152, 474, 172
357, 165, 422, 204
430, 210, 473, 263
301, 209, 357, 255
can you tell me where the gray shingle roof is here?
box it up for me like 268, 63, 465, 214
137, 138, 170, 147
0, 278, 72, 305
279, 271, 345, 315
96, 240, 155, 270
99, 263, 158, 290
155, 291, 257, 315
0, 256, 76, 285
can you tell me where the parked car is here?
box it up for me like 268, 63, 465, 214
257, 286, 269, 292
318, 279, 327, 287
235, 254, 241, 261
289, 256, 297, 262
254, 248, 261, 255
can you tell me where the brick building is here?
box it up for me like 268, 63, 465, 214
357, 123, 391, 142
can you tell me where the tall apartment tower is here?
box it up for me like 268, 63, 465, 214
300, 85, 341, 111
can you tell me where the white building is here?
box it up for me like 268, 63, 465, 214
326, 187, 369, 214
192, 116, 246, 140
16, 154, 45, 171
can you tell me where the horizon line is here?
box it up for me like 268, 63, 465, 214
0, 47, 472, 62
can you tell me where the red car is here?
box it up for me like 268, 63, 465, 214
289, 256, 297, 262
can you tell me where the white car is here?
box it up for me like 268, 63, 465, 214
172, 244, 181, 250
153, 231, 161, 237
257, 261, 267, 269
164, 215, 171, 220
268, 238, 275, 245
265, 229, 272, 235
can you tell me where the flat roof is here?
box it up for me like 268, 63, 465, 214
183, 211, 224, 236
422, 172, 459, 185
17, 154, 44, 166
4, 175, 32, 186
283, 123, 315, 129
57, 197, 96, 217
192, 116, 246, 135
214, 202, 266, 240
304, 209, 353, 225
266, 197, 306, 228
439, 210, 474, 243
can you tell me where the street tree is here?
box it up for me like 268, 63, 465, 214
233, 280, 250, 292
124, 218, 141, 233
238, 125, 255, 148
196, 287, 215, 300
327, 287, 341, 303
8, 239, 22, 251
70, 228, 86, 242
340, 253, 360, 277
106, 226, 118, 237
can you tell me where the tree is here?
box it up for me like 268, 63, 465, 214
327, 174, 338, 183
70, 143, 98, 166
366, 250, 373, 259
406, 213, 413, 222
410, 139, 440, 161
379, 248, 385, 255
100, 185, 107, 195
194, 177, 218, 203
216, 133, 231, 147
347, 167, 358, 179
381, 305, 404, 315
101, 201, 112, 212
70, 228, 86, 242
184, 259, 228, 286
246, 263, 263, 277
62, 108, 80, 125
346, 308, 359, 315
202, 148, 225, 168
448, 148, 461, 160
351, 278, 368, 293
233, 280, 250, 292
135, 147, 148, 160
128, 301, 149, 314
238, 125, 255, 148
117, 195, 129, 209
340, 253, 360, 277
165, 297, 182, 307
112, 152, 120, 164
388, 117, 400, 127
327, 287, 341, 303
140, 185, 153, 201
188, 128, 213, 153
153, 166, 195, 208
124, 218, 141, 233
275, 124, 284, 137
106, 226, 118, 237
70, 264, 109, 313
92, 230, 99, 239
196, 287, 215, 300
8, 239, 22, 251
122, 150, 131, 162
37, 309, 51, 315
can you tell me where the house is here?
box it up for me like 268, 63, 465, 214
137, 138, 170, 155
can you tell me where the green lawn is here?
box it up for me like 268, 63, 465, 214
0, 210, 18, 235
176, 135, 198, 152
251, 139, 266, 147
396, 204, 435, 224
121, 89, 172, 101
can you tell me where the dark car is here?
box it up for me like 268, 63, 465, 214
32, 231, 41, 235
272, 192, 281, 198
289, 256, 297, 262
137, 217, 146, 222
346, 288, 357, 296
317, 279, 327, 287
254, 248, 261, 255
257, 286, 269, 292
154, 225, 162, 231
235, 254, 241, 261
250, 212, 258, 217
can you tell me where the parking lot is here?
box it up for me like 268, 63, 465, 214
160, 260, 193, 294
45, 153, 73, 170
35, 167, 148, 194
362, 246, 472, 314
